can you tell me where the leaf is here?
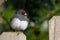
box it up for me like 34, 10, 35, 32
3, 5, 15, 20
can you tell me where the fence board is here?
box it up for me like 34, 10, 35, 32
49, 16, 60, 40
0, 32, 26, 40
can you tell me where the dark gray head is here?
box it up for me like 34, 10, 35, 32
16, 9, 27, 16
11, 9, 29, 21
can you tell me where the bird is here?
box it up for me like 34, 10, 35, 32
10, 9, 29, 31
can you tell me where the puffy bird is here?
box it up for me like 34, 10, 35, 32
10, 9, 29, 31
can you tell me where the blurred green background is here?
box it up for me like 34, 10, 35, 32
0, 0, 60, 40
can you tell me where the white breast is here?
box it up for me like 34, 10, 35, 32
11, 18, 28, 30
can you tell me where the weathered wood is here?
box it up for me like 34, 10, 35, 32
0, 32, 26, 40
49, 16, 60, 40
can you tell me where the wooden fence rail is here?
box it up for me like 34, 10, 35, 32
0, 32, 26, 40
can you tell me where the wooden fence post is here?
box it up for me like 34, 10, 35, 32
49, 16, 60, 40
0, 32, 26, 40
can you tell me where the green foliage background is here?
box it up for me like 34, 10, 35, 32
0, 0, 60, 40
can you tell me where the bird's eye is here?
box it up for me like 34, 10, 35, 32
22, 12, 25, 14
22, 12, 27, 16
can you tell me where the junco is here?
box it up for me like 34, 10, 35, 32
10, 9, 29, 31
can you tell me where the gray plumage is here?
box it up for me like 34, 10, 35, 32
10, 9, 29, 30
11, 10, 29, 21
